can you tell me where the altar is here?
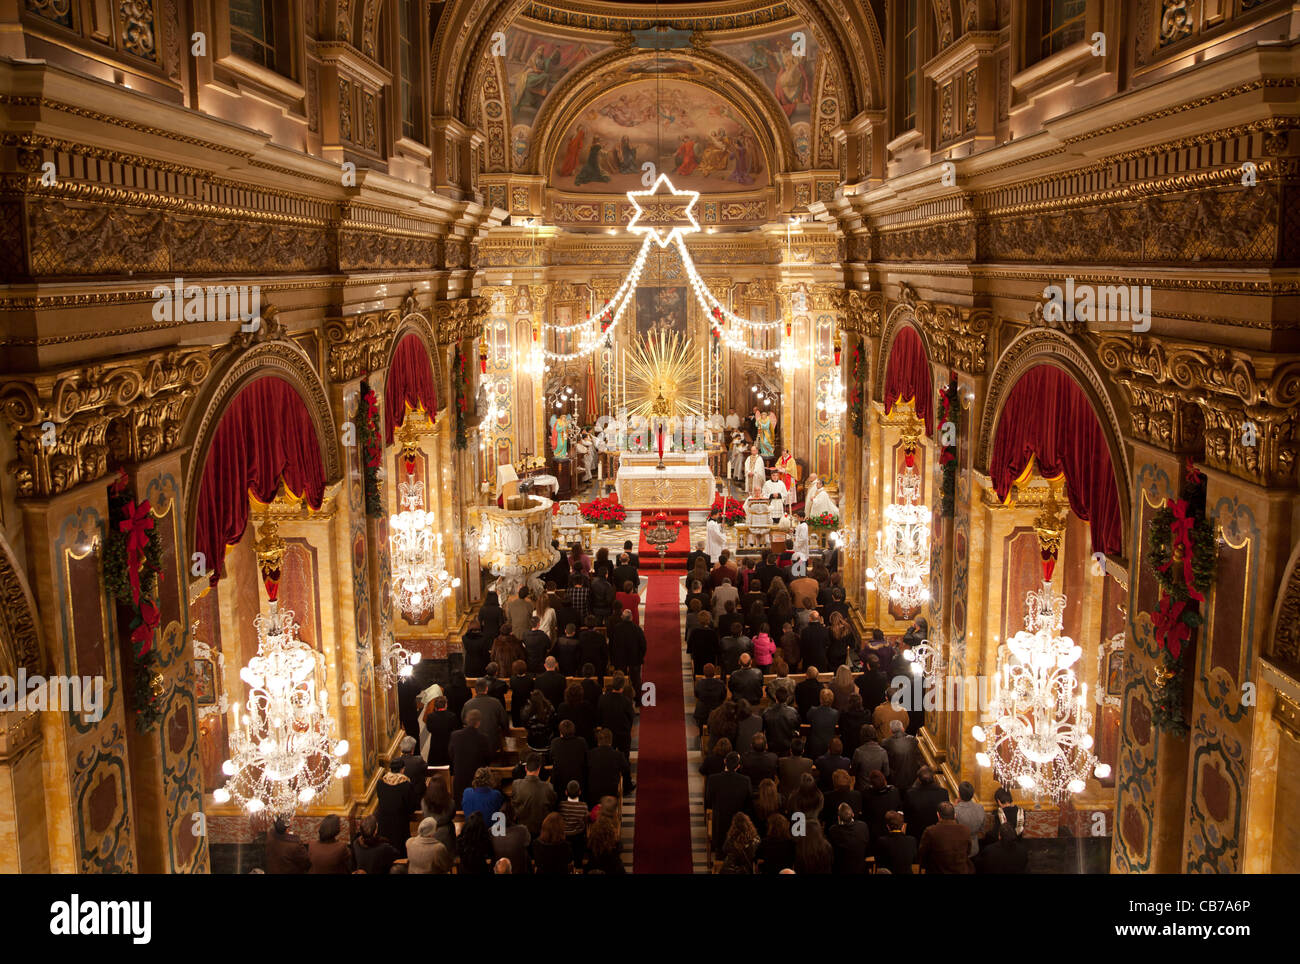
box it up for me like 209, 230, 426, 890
615, 451, 716, 509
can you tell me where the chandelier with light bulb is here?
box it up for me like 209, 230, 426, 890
213, 521, 350, 818
379, 630, 422, 686
866, 417, 930, 617
904, 628, 943, 687
389, 430, 460, 624
972, 494, 1110, 803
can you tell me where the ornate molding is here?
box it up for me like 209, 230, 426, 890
1097, 334, 1299, 486
836, 289, 883, 337
918, 302, 991, 375
324, 308, 401, 383
0, 346, 213, 498
0, 532, 44, 678
434, 297, 489, 346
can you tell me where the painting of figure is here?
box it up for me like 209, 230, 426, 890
636, 286, 687, 339
718, 31, 819, 129
505, 30, 605, 126
552, 80, 768, 193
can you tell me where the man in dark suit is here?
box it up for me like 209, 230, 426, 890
589, 572, 616, 621
577, 616, 609, 675
395, 735, 428, 802
265, 816, 311, 874
975, 822, 1029, 874
794, 666, 826, 720
553, 627, 581, 678
777, 736, 815, 799
587, 727, 632, 803
856, 653, 890, 711
799, 612, 830, 674
814, 737, 852, 792
873, 810, 917, 874
918, 802, 975, 873
622, 540, 640, 570
596, 672, 635, 756
685, 541, 710, 573
755, 553, 783, 594
463, 677, 510, 750
762, 686, 800, 754
422, 695, 457, 766
536, 655, 567, 706
545, 541, 570, 589
740, 732, 779, 785
883, 719, 922, 792
461, 620, 491, 677
612, 553, 639, 592
523, 616, 552, 672
512, 753, 557, 837
704, 753, 753, 853
609, 612, 647, 704
819, 586, 850, 626
728, 652, 764, 704
827, 803, 871, 874
448, 709, 491, 806
548, 718, 588, 798
904, 766, 952, 841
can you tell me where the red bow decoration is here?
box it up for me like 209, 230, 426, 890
1160, 498, 1205, 602
1184, 457, 1204, 486
1152, 594, 1191, 659
119, 500, 155, 606
131, 598, 161, 655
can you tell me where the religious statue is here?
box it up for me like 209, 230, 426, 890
728, 430, 748, 483
550, 413, 571, 459
744, 444, 766, 497
757, 410, 776, 457
804, 474, 839, 521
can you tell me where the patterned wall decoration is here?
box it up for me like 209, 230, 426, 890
344, 387, 377, 779
1182, 495, 1260, 873
1112, 462, 1176, 873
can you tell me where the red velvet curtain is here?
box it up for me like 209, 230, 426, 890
883, 324, 934, 435
990, 364, 1123, 556
194, 377, 327, 583
384, 333, 438, 442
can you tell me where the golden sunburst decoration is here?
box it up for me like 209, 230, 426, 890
624, 330, 702, 418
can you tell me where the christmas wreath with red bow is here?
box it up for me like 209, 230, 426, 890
848, 343, 865, 437
356, 380, 384, 518
938, 374, 959, 518
453, 345, 471, 451
1143, 461, 1217, 734
104, 471, 165, 731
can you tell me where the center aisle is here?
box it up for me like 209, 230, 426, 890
631, 571, 694, 874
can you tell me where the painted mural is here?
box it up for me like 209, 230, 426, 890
552, 80, 768, 194
717, 30, 819, 164
505, 29, 606, 169
635, 286, 688, 340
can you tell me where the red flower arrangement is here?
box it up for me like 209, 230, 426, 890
580, 493, 627, 526
709, 493, 745, 526
357, 381, 383, 518
807, 511, 839, 531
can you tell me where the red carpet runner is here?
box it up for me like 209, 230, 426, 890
632, 571, 693, 873
638, 511, 691, 571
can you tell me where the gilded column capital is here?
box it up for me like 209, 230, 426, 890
433, 296, 489, 345
324, 308, 400, 383
0, 347, 213, 498
837, 289, 882, 337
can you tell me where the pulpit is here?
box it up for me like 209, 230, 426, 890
471, 494, 560, 601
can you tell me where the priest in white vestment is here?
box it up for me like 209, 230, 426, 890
804, 475, 840, 521
744, 445, 766, 497
705, 516, 727, 563
762, 469, 789, 523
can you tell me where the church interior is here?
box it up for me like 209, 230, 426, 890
0, 0, 1297, 880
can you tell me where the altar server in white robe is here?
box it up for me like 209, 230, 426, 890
744, 445, 766, 498
729, 431, 748, 483
791, 510, 810, 563
763, 469, 790, 524
705, 515, 727, 563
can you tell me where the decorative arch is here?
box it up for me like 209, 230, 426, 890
384, 329, 438, 442
1266, 538, 1300, 673
875, 301, 938, 407
0, 530, 45, 678
882, 322, 935, 435
181, 339, 341, 577
528, 48, 795, 178
432, 0, 882, 130
977, 328, 1132, 556
386, 308, 440, 394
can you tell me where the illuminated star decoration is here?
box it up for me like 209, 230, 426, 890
626, 173, 701, 248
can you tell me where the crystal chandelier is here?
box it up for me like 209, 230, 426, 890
379, 630, 421, 686
866, 417, 930, 616
972, 495, 1110, 802
213, 521, 349, 818
817, 373, 848, 418
904, 628, 943, 686
390, 431, 460, 623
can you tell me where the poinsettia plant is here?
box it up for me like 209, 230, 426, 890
104, 469, 164, 732
453, 345, 471, 451
709, 493, 745, 526
807, 511, 840, 531
580, 493, 626, 526
1143, 459, 1217, 735
356, 380, 384, 518
849, 343, 865, 437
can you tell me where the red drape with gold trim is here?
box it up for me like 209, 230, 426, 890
194, 377, 326, 583
883, 325, 934, 435
384, 333, 437, 442
990, 364, 1123, 556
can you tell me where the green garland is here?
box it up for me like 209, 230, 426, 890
938, 376, 959, 518
1146, 504, 1217, 599
356, 381, 384, 518
105, 484, 165, 732
848, 343, 865, 437
453, 345, 470, 450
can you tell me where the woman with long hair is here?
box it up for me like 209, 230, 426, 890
793, 821, 833, 874
443, 670, 472, 722
786, 771, 824, 825
592, 546, 613, 580
455, 812, 495, 875
535, 585, 557, 641
558, 681, 595, 745
477, 590, 505, 641
831, 664, 856, 710
534, 812, 575, 875
699, 736, 732, 777
686, 609, 719, 676
719, 812, 760, 874
756, 813, 796, 874
767, 586, 793, 636
690, 556, 709, 590
584, 815, 625, 874
829, 611, 859, 668
745, 598, 767, 638
754, 777, 782, 826
421, 779, 456, 849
